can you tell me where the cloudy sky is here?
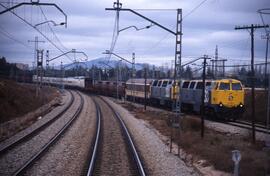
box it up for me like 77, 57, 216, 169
0, 0, 269, 68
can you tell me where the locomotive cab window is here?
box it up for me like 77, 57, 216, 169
232, 83, 242, 90
214, 82, 219, 89
162, 81, 168, 87
206, 82, 211, 86
168, 80, 172, 85
219, 82, 230, 90
189, 82, 195, 89
157, 81, 162, 87
152, 80, 158, 86
195, 82, 203, 89
182, 81, 190, 88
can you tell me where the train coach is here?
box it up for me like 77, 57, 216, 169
84, 78, 125, 98
32, 75, 85, 88
125, 78, 154, 102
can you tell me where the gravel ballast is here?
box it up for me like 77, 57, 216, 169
104, 97, 199, 176
0, 91, 81, 175
0, 90, 71, 151
93, 97, 136, 176
25, 93, 96, 176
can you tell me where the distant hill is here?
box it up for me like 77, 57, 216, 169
64, 57, 153, 70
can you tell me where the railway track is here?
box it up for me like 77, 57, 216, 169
0, 90, 74, 155
86, 96, 146, 176
226, 120, 270, 134
123, 98, 270, 135
0, 90, 84, 176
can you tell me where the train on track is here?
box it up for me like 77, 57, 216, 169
33, 75, 245, 120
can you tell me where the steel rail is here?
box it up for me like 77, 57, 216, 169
13, 91, 84, 176
225, 121, 270, 134
86, 97, 101, 176
234, 120, 267, 129
0, 90, 74, 155
99, 96, 146, 176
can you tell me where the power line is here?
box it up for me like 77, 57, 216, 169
38, 6, 72, 62
133, 9, 177, 11
140, 0, 209, 54
106, 1, 120, 64
0, 25, 32, 49
0, 3, 72, 62
194, 61, 270, 68
182, 0, 208, 20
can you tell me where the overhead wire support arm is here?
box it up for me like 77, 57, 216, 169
105, 8, 176, 36
103, 50, 133, 64
0, 2, 67, 28
49, 49, 88, 62
49, 50, 71, 62
74, 51, 88, 61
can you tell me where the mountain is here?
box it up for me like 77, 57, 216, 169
63, 57, 152, 70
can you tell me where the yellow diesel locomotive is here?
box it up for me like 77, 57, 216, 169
180, 78, 244, 119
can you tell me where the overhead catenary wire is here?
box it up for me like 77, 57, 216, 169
192, 61, 270, 68
106, 5, 120, 64
38, 6, 73, 62
140, 0, 209, 54
0, 25, 32, 49
0, 3, 72, 62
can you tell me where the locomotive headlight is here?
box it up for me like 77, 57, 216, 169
239, 104, 243, 108
219, 103, 223, 107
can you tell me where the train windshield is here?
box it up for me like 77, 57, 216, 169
152, 80, 158, 86
219, 82, 230, 90
232, 83, 242, 90
162, 81, 168, 87
206, 82, 211, 86
196, 82, 203, 89
189, 82, 195, 89
182, 81, 190, 88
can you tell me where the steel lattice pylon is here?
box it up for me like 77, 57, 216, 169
174, 9, 182, 113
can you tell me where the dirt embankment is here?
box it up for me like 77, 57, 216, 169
0, 79, 58, 123
122, 102, 269, 176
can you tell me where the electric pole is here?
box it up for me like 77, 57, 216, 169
132, 52, 136, 102
45, 50, 49, 77
211, 60, 215, 78
201, 55, 211, 138
262, 33, 269, 89
144, 66, 147, 110
235, 24, 269, 143
28, 36, 45, 69
215, 45, 218, 77
28, 36, 45, 97
221, 59, 227, 77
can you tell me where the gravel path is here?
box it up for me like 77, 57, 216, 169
104, 97, 199, 176
0, 90, 81, 176
25, 92, 96, 176
93, 97, 137, 176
